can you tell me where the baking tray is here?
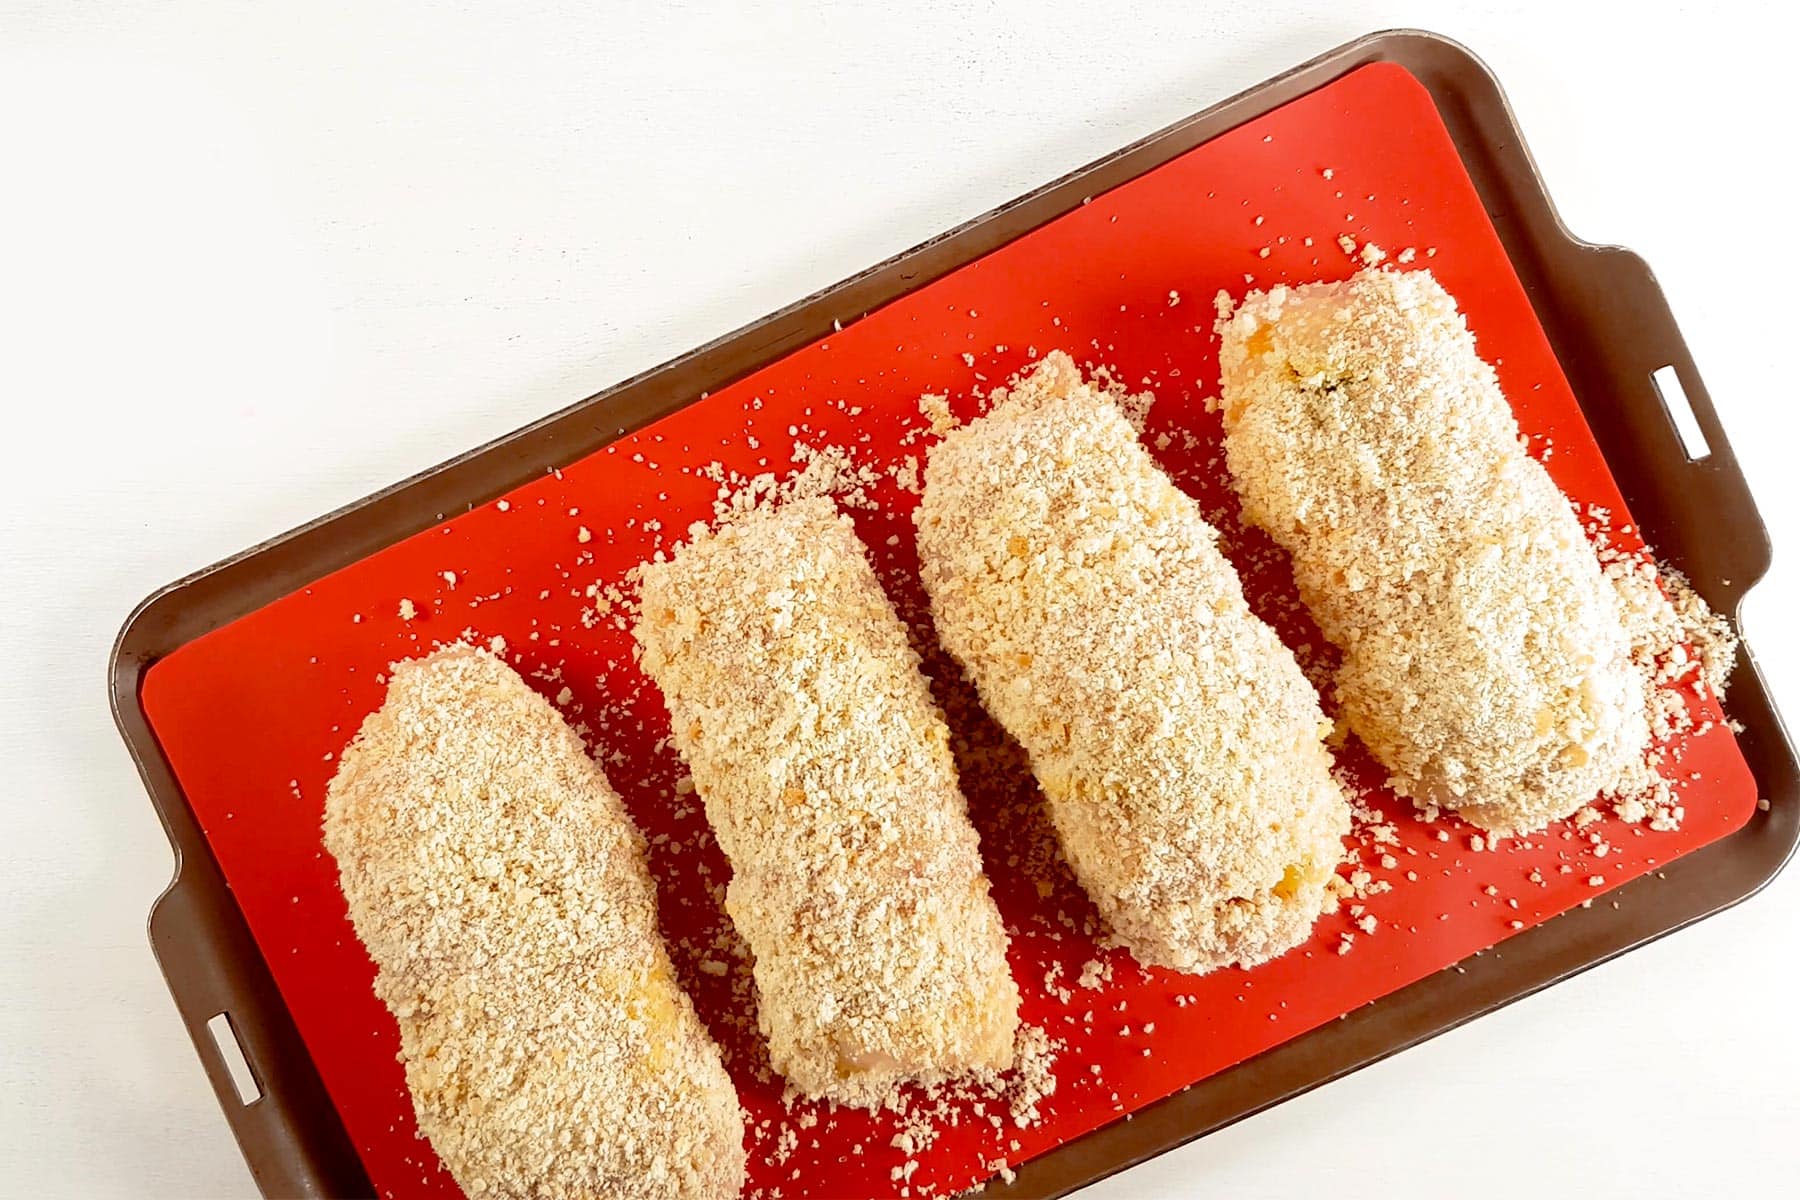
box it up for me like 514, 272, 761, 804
111, 28, 1797, 1199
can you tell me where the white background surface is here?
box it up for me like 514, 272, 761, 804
3, 2, 1796, 1196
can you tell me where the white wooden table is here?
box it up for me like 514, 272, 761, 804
3, 2, 1794, 1196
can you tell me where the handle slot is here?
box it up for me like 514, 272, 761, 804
1650, 364, 1713, 462
206, 1011, 264, 1106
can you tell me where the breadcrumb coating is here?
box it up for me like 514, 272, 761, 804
915, 351, 1351, 974
634, 497, 1020, 1107
1215, 267, 1654, 835
322, 644, 745, 1200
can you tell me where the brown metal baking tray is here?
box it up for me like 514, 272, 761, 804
111, 28, 1796, 1199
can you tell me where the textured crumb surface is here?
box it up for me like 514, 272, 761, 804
634, 497, 1021, 1107
151, 72, 1765, 1200
915, 351, 1353, 974
322, 645, 745, 1200
1215, 267, 1686, 836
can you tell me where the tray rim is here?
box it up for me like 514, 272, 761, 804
109, 26, 1800, 1200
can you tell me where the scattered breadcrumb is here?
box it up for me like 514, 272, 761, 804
889, 456, 923, 495
697, 441, 887, 522
1000, 1025, 1059, 1128
918, 393, 959, 437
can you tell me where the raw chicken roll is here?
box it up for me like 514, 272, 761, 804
634, 497, 1020, 1106
324, 644, 745, 1200
1214, 267, 1654, 835
915, 351, 1351, 974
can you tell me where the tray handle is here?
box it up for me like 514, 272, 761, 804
117, 582, 376, 1196
1561, 246, 1773, 614
149, 867, 374, 1199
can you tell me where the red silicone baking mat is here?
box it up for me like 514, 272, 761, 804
139, 61, 1756, 1199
